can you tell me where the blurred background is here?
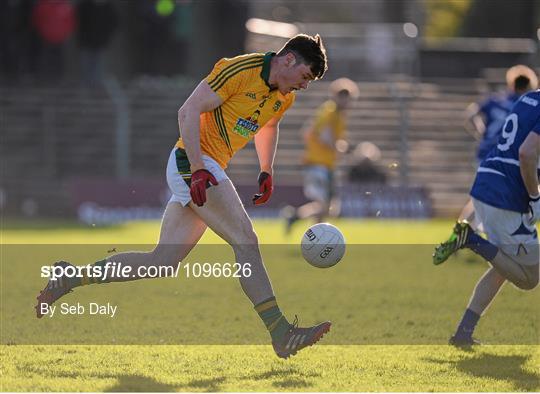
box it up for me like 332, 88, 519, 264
1, 0, 539, 224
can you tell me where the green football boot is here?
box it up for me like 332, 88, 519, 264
432, 221, 472, 265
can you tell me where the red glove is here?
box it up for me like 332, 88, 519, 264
190, 169, 218, 207
252, 171, 273, 205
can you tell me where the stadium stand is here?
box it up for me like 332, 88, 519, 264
0, 76, 487, 218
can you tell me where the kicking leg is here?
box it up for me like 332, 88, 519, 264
488, 250, 538, 290
189, 179, 272, 304
466, 233, 538, 289
433, 221, 538, 289
190, 178, 331, 358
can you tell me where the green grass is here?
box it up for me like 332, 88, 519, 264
1, 219, 539, 392
2, 345, 538, 392
1, 218, 465, 244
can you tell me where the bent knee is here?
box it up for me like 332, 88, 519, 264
514, 275, 539, 291
227, 222, 259, 246
235, 229, 259, 246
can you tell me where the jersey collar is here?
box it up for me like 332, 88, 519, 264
260, 52, 276, 90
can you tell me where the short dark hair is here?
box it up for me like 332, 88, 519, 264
506, 64, 538, 92
277, 34, 328, 80
514, 75, 531, 91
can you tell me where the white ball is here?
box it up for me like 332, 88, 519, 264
301, 223, 346, 268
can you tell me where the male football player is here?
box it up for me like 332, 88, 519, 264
36, 34, 330, 359
283, 77, 358, 232
433, 89, 540, 346
459, 65, 538, 225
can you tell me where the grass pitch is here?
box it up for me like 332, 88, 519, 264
1, 219, 539, 392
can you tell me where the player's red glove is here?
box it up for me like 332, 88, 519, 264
190, 169, 218, 207
252, 171, 273, 205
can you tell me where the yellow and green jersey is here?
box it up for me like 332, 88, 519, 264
303, 100, 346, 170
176, 52, 295, 168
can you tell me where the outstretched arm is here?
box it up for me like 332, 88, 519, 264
178, 81, 223, 172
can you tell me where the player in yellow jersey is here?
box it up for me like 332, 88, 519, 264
36, 34, 330, 359
284, 78, 359, 232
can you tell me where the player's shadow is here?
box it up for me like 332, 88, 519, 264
247, 365, 320, 389
457, 353, 539, 391
426, 352, 539, 391
104, 375, 177, 392
185, 376, 226, 391
16, 361, 229, 392
104, 375, 227, 392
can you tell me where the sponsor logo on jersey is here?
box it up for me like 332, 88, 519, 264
233, 110, 260, 138
245, 92, 257, 100
273, 100, 282, 112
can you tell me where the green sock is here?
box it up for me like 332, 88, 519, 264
255, 296, 290, 341
67, 259, 109, 288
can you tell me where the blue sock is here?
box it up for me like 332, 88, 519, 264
455, 308, 480, 339
465, 231, 498, 261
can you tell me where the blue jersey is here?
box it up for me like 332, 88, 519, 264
470, 90, 540, 213
476, 93, 520, 161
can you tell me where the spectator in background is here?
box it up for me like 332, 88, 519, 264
0, 0, 35, 83
77, 0, 118, 86
459, 65, 538, 226
347, 142, 387, 185
135, 0, 175, 75
31, 0, 76, 82
283, 78, 359, 233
